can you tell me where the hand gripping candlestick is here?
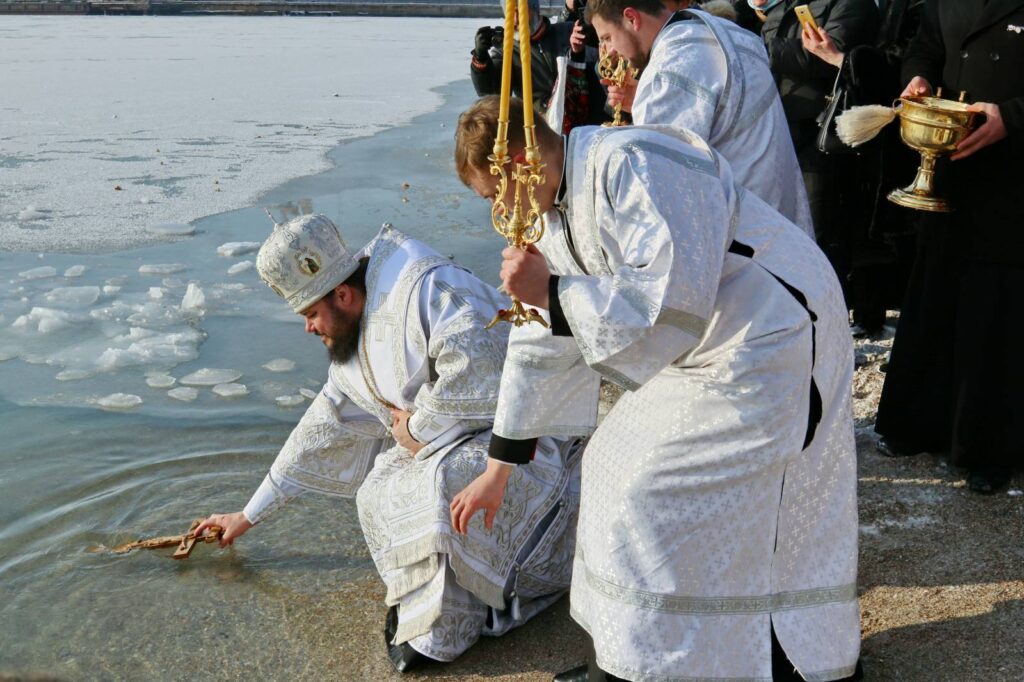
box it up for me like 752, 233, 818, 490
487, 0, 548, 328
597, 50, 637, 128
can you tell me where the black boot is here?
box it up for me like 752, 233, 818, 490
383, 605, 430, 673
966, 466, 1012, 494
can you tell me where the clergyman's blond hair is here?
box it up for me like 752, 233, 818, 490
454, 96, 561, 186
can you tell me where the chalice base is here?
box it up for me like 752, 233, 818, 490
887, 186, 951, 213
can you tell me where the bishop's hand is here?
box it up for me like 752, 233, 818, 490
196, 511, 252, 548
500, 244, 550, 309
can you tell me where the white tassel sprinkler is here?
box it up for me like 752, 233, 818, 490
835, 105, 898, 147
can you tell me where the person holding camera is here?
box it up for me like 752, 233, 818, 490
471, 0, 608, 128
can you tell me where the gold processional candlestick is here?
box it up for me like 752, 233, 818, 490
486, 0, 548, 328
598, 52, 637, 127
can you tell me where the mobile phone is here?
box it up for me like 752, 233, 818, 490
794, 5, 820, 33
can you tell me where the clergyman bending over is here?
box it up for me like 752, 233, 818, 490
197, 215, 581, 672
452, 98, 861, 681
588, 0, 812, 235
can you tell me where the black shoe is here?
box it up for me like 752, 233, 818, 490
877, 437, 926, 458
387, 640, 429, 673
966, 467, 1012, 495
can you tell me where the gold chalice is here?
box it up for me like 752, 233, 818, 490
598, 51, 637, 128
888, 90, 980, 212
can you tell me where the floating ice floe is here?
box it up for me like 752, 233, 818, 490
13, 307, 79, 334
179, 368, 243, 386
43, 286, 101, 308
102, 286, 121, 295
263, 358, 295, 373
148, 287, 165, 300
95, 328, 203, 372
17, 206, 47, 221
217, 241, 261, 258
167, 387, 199, 402
56, 369, 92, 382
0, 350, 16, 362
162, 277, 185, 289
299, 388, 318, 400
64, 265, 86, 278
19, 266, 57, 280
96, 393, 143, 411
180, 283, 206, 316
146, 374, 177, 388
275, 395, 304, 408
139, 263, 187, 276
227, 261, 253, 275
147, 222, 195, 236
213, 382, 248, 398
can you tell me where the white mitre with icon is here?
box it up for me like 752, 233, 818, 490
256, 214, 359, 313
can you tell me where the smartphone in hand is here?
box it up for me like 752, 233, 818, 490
794, 4, 821, 33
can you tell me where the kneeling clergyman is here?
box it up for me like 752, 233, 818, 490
451, 98, 861, 681
197, 215, 582, 672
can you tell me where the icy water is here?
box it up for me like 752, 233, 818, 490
0, 17, 498, 678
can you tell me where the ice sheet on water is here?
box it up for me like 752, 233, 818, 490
180, 368, 243, 386
43, 286, 101, 308
139, 263, 187, 276
217, 242, 261, 258
146, 374, 177, 388
147, 222, 196, 236
96, 393, 143, 410
167, 387, 199, 402
102, 286, 121, 295
162, 278, 185, 289
213, 383, 248, 398
64, 265, 86, 278
263, 358, 295, 373
180, 283, 206, 316
227, 261, 253, 275
0, 350, 16, 362
299, 388, 318, 400
95, 327, 203, 372
19, 266, 57, 280
56, 369, 93, 381
275, 395, 304, 408
148, 287, 165, 300
13, 307, 83, 334
17, 206, 47, 221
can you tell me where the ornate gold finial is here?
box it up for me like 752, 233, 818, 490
597, 51, 638, 127
486, 0, 549, 328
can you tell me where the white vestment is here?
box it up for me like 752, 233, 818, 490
494, 126, 859, 680
244, 227, 581, 662
631, 9, 814, 237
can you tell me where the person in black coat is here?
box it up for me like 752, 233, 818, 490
753, 0, 880, 299
802, 0, 926, 335
874, 0, 1024, 493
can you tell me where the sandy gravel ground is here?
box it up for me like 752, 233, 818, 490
314, 319, 1024, 682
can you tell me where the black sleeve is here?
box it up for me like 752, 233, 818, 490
471, 51, 502, 97
489, 434, 538, 465
899, 0, 945, 90
548, 275, 573, 336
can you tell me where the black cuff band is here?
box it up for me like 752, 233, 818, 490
548, 275, 573, 337
489, 434, 538, 465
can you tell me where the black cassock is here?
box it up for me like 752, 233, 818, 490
875, 0, 1024, 474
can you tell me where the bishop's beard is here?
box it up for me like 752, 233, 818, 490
322, 303, 362, 365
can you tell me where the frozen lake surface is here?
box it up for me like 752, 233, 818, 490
0, 15, 479, 252
0, 16, 501, 679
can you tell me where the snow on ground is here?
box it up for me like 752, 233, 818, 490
0, 16, 480, 253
